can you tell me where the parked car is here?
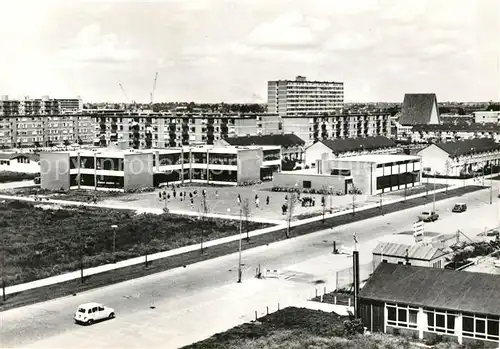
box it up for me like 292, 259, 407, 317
74, 302, 115, 325
418, 211, 439, 222
452, 203, 467, 213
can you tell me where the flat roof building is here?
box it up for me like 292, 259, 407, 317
272, 154, 421, 196
267, 76, 344, 118
474, 111, 500, 124
40, 145, 282, 191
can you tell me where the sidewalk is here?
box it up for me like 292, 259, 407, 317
0, 182, 479, 297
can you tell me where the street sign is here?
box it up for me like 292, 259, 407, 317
413, 221, 424, 242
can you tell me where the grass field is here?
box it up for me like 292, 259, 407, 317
181, 307, 468, 349
0, 200, 271, 285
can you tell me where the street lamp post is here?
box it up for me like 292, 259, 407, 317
490, 161, 494, 205
329, 186, 333, 214
433, 172, 436, 212
351, 184, 356, 216
77, 151, 81, 190
228, 207, 243, 283
111, 225, 118, 263
94, 152, 97, 191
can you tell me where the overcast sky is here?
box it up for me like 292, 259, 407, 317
1, 0, 499, 103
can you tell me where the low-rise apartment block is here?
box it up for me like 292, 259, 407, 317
0, 95, 83, 116
0, 115, 94, 148
92, 112, 281, 148
282, 111, 391, 146
473, 111, 500, 124
40, 144, 282, 191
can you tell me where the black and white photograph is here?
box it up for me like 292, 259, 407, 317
0, 0, 499, 348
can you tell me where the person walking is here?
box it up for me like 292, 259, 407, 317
215, 190, 219, 199
255, 196, 260, 208
266, 196, 270, 205
190, 198, 194, 209
237, 193, 241, 205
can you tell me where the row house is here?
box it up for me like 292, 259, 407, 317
92, 112, 281, 149
411, 125, 500, 143
282, 111, 391, 146
417, 138, 500, 176
0, 115, 93, 148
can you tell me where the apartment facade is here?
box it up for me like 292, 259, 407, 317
92, 112, 280, 148
40, 145, 282, 191
282, 111, 391, 146
0, 115, 94, 148
0, 95, 83, 116
267, 76, 344, 117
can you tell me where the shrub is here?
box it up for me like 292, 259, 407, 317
425, 333, 444, 346
343, 318, 364, 337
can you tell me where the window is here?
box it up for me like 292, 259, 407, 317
462, 313, 499, 341
386, 303, 418, 328
331, 169, 351, 176
432, 260, 442, 268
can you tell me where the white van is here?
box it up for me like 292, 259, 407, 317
74, 302, 115, 325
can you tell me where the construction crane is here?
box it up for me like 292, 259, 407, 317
118, 83, 129, 103
150, 72, 158, 109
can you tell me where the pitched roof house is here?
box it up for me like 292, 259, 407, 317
372, 242, 449, 269
304, 136, 397, 167
417, 138, 500, 176
399, 94, 440, 126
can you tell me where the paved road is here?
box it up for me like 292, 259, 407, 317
1, 185, 499, 349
